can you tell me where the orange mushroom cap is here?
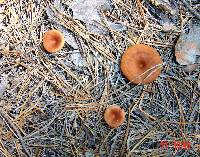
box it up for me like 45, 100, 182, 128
120, 44, 163, 84
104, 105, 125, 128
43, 29, 65, 53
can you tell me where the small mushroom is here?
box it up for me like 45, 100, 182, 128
120, 44, 163, 84
104, 105, 125, 128
43, 29, 65, 53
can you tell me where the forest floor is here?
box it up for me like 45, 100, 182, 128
0, 0, 199, 157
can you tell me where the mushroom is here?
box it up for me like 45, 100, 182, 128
104, 105, 125, 128
43, 29, 65, 53
120, 44, 163, 84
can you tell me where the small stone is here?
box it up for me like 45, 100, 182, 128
85, 150, 95, 157
153, 0, 176, 14
0, 74, 8, 98
161, 22, 177, 32
71, 52, 85, 67
183, 64, 198, 73
69, 0, 109, 32
175, 25, 200, 66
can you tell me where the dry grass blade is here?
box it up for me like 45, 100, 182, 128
0, 108, 31, 157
